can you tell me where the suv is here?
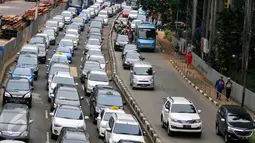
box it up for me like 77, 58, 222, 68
104, 113, 145, 143
160, 97, 202, 136
130, 61, 155, 90
1, 77, 33, 108
215, 105, 255, 143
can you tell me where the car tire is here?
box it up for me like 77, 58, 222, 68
197, 132, 202, 138
167, 123, 173, 136
48, 97, 51, 103
224, 132, 230, 143
28, 101, 32, 108
161, 115, 165, 128
34, 76, 38, 80
216, 124, 221, 135
50, 128, 56, 139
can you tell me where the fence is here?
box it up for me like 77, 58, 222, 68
0, 3, 67, 84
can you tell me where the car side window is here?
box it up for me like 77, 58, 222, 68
165, 101, 170, 110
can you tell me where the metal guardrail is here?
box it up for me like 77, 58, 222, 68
108, 14, 163, 143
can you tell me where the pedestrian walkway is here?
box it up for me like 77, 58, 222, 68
156, 31, 255, 118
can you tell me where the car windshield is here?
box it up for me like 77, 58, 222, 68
118, 35, 128, 42
124, 45, 137, 51
18, 56, 37, 65
59, 40, 73, 46
38, 46, 45, 52
89, 57, 105, 64
66, 30, 78, 35
7, 81, 29, 91
133, 67, 153, 75
171, 104, 197, 113
88, 50, 101, 55
103, 112, 114, 121
138, 28, 156, 40
52, 56, 67, 63
30, 37, 44, 44
97, 94, 122, 106
126, 53, 140, 59
64, 36, 76, 41
137, 15, 146, 21
46, 22, 57, 27
56, 89, 79, 100
56, 108, 83, 120
53, 77, 74, 85
56, 48, 70, 53
62, 12, 72, 17
227, 113, 253, 123
43, 30, 54, 36
50, 67, 69, 75
87, 40, 100, 45
84, 63, 101, 71
91, 28, 101, 33
0, 112, 27, 125
91, 22, 101, 28
13, 68, 31, 76
89, 73, 108, 82
113, 123, 142, 136
123, 9, 130, 12
73, 18, 83, 23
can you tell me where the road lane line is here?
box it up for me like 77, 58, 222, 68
70, 67, 78, 77
81, 57, 83, 61
45, 110, 48, 119
86, 99, 90, 106
46, 132, 50, 143
81, 85, 84, 91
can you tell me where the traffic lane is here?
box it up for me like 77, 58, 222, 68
112, 36, 223, 143
0, 0, 35, 15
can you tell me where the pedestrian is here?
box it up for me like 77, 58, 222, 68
186, 51, 192, 68
174, 44, 180, 56
225, 77, 232, 101
215, 76, 225, 99
157, 19, 162, 31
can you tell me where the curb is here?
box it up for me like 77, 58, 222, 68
169, 60, 221, 108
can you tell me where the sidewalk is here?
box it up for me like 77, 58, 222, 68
156, 31, 255, 118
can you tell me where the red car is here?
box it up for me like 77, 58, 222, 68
122, 9, 130, 17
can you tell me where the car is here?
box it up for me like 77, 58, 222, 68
103, 1, 111, 7
50, 84, 83, 111
1, 77, 33, 108
56, 127, 90, 143
97, 107, 125, 137
45, 20, 59, 35
88, 21, 103, 33
131, 19, 141, 30
37, 44, 47, 64
116, 17, 128, 26
67, 7, 77, 16
130, 61, 155, 89
94, 16, 104, 26
46, 53, 69, 70
87, 7, 96, 18
114, 34, 129, 51
58, 39, 75, 54
81, 9, 91, 20
64, 34, 79, 48
48, 71, 77, 101
137, 15, 146, 22
66, 23, 81, 33
98, 10, 109, 25
85, 48, 102, 60
43, 28, 56, 45
85, 70, 109, 95
72, 17, 85, 31
88, 27, 101, 35
80, 60, 101, 83
29, 36, 47, 49
61, 10, 73, 24
65, 28, 80, 39
54, 48, 72, 64
90, 5, 100, 15
117, 140, 144, 143
161, 97, 202, 136
17, 54, 39, 80
104, 113, 145, 143
0, 103, 33, 141
79, 13, 89, 24
215, 104, 255, 143
122, 51, 144, 69
52, 15, 65, 30
87, 55, 107, 70
46, 63, 70, 87
0, 140, 26, 143
138, 8, 146, 15
18, 44, 39, 57
36, 33, 50, 48
122, 44, 138, 58
128, 10, 138, 20
9, 67, 34, 86
88, 33, 103, 43
105, 7, 114, 17
50, 105, 88, 139
122, 8, 131, 17
85, 38, 101, 52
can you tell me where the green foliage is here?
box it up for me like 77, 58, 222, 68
165, 30, 173, 41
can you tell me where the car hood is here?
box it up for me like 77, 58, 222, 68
55, 99, 80, 106
133, 75, 153, 81
86, 44, 101, 49
0, 123, 27, 134
117, 40, 128, 45
138, 39, 155, 44
54, 117, 84, 128
228, 121, 255, 129
88, 80, 109, 87
126, 58, 140, 63
170, 113, 200, 121
7, 90, 30, 97
112, 134, 145, 143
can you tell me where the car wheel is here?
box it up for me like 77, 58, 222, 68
216, 124, 221, 135
161, 114, 165, 128
197, 132, 202, 138
167, 123, 173, 136
224, 132, 230, 143
48, 97, 51, 103
93, 114, 97, 124
50, 128, 56, 139
28, 101, 32, 108
34, 76, 38, 80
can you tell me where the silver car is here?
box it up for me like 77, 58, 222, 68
128, 10, 138, 20
87, 7, 96, 18
36, 33, 50, 49
64, 34, 79, 49
105, 7, 113, 17
85, 38, 101, 52
43, 28, 56, 45
61, 11, 73, 24
65, 28, 80, 39
130, 61, 155, 90
81, 10, 91, 20
85, 49, 102, 60
98, 10, 109, 25
52, 15, 65, 30
90, 5, 100, 15
87, 55, 107, 70
45, 20, 59, 35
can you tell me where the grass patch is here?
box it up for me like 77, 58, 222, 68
164, 30, 173, 41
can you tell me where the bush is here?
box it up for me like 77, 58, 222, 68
164, 30, 172, 41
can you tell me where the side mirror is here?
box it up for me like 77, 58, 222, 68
221, 118, 225, 122
9, 72, 12, 75
45, 71, 49, 75
96, 116, 101, 120
197, 110, 201, 114
80, 96, 84, 100
29, 120, 34, 124
106, 127, 111, 132
141, 57, 145, 60
49, 112, 54, 116
48, 58, 51, 61
106, 61, 109, 64
84, 116, 89, 120
75, 83, 78, 86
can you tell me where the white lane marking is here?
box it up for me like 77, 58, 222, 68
45, 110, 48, 119
46, 132, 50, 143
86, 99, 90, 106
81, 85, 84, 91
81, 57, 83, 61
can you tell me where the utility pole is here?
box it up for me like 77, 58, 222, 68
241, 0, 253, 107
185, 0, 189, 42
205, 0, 211, 39
191, 0, 198, 40
201, 0, 208, 59
35, 0, 39, 20
208, 0, 217, 54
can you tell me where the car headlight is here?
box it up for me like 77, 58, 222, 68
116, 41, 120, 45
150, 78, 154, 82
95, 106, 101, 113
171, 118, 177, 122
54, 123, 61, 127
20, 131, 28, 137
133, 78, 138, 82
48, 79, 51, 83
0, 132, 2, 135
5, 92, 11, 97
82, 71, 87, 75
194, 119, 201, 123
54, 103, 57, 108
24, 93, 31, 98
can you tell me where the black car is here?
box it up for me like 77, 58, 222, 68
114, 34, 129, 51
122, 51, 144, 69
37, 44, 47, 64
89, 85, 124, 124
122, 44, 138, 58
0, 103, 33, 141
80, 60, 101, 83
117, 140, 143, 143
17, 54, 39, 80
1, 77, 33, 108
56, 127, 90, 143
50, 84, 84, 111
216, 104, 255, 143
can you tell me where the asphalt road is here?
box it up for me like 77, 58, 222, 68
1, 14, 133, 143
0, 0, 35, 16
112, 19, 224, 143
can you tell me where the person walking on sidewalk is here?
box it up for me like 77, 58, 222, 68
186, 51, 192, 68
215, 76, 225, 99
225, 77, 232, 101
174, 44, 180, 56
157, 20, 162, 31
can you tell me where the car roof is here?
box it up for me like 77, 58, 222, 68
168, 97, 192, 104
104, 108, 125, 113
14, 66, 32, 71
90, 70, 106, 74
59, 104, 80, 110
3, 103, 28, 113
51, 63, 70, 68
52, 53, 67, 58
55, 71, 72, 77
86, 60, 100, 64
115, 113, 138, 124
58, 84, 77, 91
132, 61, 152, 67
63, 128, 89, 141
9, 77, 30, 82
221, 104, 249, 115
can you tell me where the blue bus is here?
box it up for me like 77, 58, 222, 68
68, 0, 91, 14
135, 22, 157, 52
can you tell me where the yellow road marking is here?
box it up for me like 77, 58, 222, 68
70, 67, 78, 77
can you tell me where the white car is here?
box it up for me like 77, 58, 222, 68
128, 10, 138, 19
52, 15, 65, 30
98, 10, 109, 25
87, 8, 96, 18
64, 34, 79, 48
90, 5, 100, 15
87, 55, 107, 70
47, 53, 69, 66
97, 107, 125, 137
59, 39, 75, 53
36, 33, 50, 48
81, 10, 91, 20
104, 113, 145, 143
50, 105, 88, 139
131, 19, 141, 30
65, 29, 80, 39
48, 71, 77, 102
85, 70, 109, 94
161, 96, 202, 136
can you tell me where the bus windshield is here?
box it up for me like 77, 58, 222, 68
138, 28, 156, 40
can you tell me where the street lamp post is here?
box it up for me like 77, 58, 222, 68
35, 0, 39, 20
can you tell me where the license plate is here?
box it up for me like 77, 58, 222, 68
183, 125, 191, 128
142, 84, 147, 87
144, 46, 148, 48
